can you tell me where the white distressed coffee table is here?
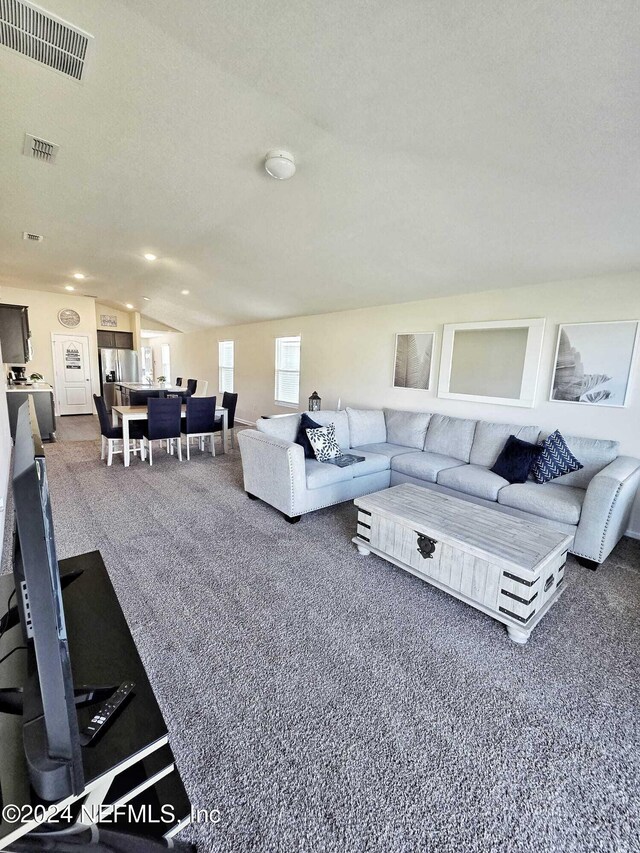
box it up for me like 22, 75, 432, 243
353, 484, 572, 644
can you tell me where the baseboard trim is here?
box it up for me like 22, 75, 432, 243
625, 528, 640, 541
235, 418, 256, 427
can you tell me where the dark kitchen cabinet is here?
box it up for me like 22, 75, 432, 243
114, 331, 134, 349
0, 303, 30, 364
97, 330, 134, 349
97, 330, 115, 348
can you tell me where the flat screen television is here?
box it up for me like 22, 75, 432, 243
11, 398, 85, 800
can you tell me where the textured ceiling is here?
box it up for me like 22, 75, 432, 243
1, 1, 638, 331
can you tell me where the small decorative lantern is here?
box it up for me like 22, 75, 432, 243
308, 391, 321, 412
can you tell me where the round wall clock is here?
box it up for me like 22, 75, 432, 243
58, 308, 81, 328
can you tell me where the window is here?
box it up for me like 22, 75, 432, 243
141, 346, 153, 384
218, 340, 234, 393
275, 336, 301, 406
160, 343, 171, 381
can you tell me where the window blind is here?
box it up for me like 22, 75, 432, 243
219, 340, 234, 393
275, 336, 301, 405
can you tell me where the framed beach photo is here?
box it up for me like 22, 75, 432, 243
393, 332, 435, 390
550, 321, 639, 407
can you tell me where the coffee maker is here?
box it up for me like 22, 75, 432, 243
10, 366, 27, 384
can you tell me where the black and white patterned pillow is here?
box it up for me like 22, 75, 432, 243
530, 430, 583, 484
306, 423, 341, 462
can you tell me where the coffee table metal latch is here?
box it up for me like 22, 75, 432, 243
416, 533, 437, 559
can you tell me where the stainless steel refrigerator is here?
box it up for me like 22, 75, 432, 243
98, 348, 139, 411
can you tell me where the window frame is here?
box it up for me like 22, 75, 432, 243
274, 335, 301, 408
218, 340, 234, 394
159, 343, 171, 382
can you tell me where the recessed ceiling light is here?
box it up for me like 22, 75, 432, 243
73, 273, 85, 280
125, 303, 134, 309
144, 253, 157, 261
143, 296, 151, 301
65, 285, 75, 291
181, 289, 189, 295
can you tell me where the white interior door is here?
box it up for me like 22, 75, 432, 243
52, 334, 93, 415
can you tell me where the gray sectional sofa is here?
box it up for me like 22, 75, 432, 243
237, 407, 640, 567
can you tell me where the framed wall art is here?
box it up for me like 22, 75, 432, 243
550, 321, 638, 407
393, 332, 435, 390
437, 318, 546, 408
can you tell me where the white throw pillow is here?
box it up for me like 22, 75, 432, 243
306, 423, 342, 462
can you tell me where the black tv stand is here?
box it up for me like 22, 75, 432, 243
0, 551, 191, 849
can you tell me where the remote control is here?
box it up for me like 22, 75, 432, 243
79, 682, 135, 746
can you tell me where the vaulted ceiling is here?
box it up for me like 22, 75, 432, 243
1, 1, 638, 331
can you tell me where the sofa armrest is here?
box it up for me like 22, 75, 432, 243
573, 456, 640, 564
237, 429, 306, 517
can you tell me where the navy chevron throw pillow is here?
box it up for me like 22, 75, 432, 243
530, 430, 583, 484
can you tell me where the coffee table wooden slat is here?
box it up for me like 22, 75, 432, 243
353, 484, 572, 644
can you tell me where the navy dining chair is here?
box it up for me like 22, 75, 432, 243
181, 396, 217, 459
212, 391, 238, 450
142, 397, 183, 465
94, 394, 145, 465
185, 378, 197, 396
175, 377, 183, 387
130, 389, 165, 406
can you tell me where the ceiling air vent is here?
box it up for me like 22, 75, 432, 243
0, 0, 93, 81
23, 132, 59, 163
23, 231, 44, 241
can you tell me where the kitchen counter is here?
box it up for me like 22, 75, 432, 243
6, 385, 56, 440
115, 382, 183, 392
6, 385, 54, 393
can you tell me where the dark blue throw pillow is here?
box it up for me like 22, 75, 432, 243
491, 435, 543, 484
295, 413, 322, 459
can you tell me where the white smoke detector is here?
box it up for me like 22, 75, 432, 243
264, 149, 296, 180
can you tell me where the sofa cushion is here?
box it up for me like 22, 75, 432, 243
491, 436, 542, 484
306, 410, 350, 450
353, 442, 416, 460
392, 451, 465, 483
347, 408, 387, 448
305, 459, 354, 490
547, 434, 619, 489
295, 412, 322, 459
384, 409, 432, 450
349, 451, 390, 478
423, 414, 477, 462
437, 464, 509, 501
256, 414, 300, 443
470, 421, 540, 467
498, 481, 584, 525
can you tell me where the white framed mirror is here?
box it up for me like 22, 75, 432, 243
437, 318, 546, 407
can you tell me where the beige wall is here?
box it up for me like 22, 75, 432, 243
95, 303, 133, 332
149, 329, 215, 388
153, 271, 640, 534
0, 285, 101, 401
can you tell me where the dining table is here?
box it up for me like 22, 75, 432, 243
111, 404, 228, 466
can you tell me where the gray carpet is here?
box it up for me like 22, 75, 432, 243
2, 438, 639, 853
